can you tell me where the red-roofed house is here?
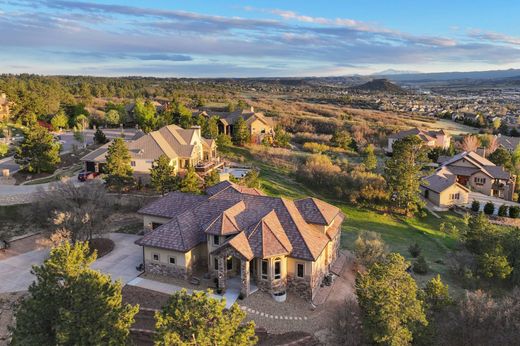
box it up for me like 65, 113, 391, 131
135, 181, 344, 301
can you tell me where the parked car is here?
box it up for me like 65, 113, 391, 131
78, 170, 99, 182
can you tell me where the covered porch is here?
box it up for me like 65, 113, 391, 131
212, 237, 257, 298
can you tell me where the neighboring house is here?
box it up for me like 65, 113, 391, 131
135, 180, 344, 301
421, 151, 516, 207
0, 93, 10, 121
81, 124, 219, 180
387, 128, 451, 153
496, 134, 520, 152
194, 107, 275, 143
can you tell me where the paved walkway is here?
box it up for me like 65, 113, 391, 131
0, 233, 142, 293
127, 277, 241, 309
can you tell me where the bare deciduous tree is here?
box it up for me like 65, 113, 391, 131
33, 180, 110, 242
461, 135, 480, 152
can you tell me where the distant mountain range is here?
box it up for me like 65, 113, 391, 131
349, 78, 406, 94
374, 68, 520, 82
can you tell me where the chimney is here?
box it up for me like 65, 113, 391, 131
250, 106, 254, 113
191, 125, 201, 138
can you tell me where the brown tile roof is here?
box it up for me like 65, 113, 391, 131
294, 198, 340, 225
138, 192, 208, 219
206, 180, 265, 197
136, 181, 343, 260
225, 232, 254, 260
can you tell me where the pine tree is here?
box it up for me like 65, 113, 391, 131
179, 166, 201, 193
150, 154, 178, 196
15, 124, 61, 173
154, 289, 257, 346
356, 253, 428, 345
363, 144, 377, 171
204, 169, 220, 187
104, 138, 134, 191
93, 127, 108, 144
233, 116, 250, 146
202, 116, 219, 139
11, 242, 139, 345
384, 136, 428, 215
423, 274, 453, 311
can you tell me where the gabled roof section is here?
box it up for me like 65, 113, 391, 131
247, 210, 292, 258
294, 198, 340, 225
226, 232, 254, 260
204, 201, 245, 236
281, 199, 329, 260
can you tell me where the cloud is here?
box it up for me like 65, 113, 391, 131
468, 30, 520, 46
0, 1, 518, 76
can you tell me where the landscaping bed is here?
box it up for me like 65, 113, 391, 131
88, 238, 115, 258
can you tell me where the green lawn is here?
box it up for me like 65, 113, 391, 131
221, 145, 466, 293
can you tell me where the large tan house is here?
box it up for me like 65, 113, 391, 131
194, 107, 275, 144
81, 124, 219, 180
135, 181, 344, 301
421, 151, 515, 207
387, 128, 451, 153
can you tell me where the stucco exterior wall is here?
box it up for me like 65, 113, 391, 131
143, 246, 191, 279
437, 185, 469, 207
470, 171, 493, 195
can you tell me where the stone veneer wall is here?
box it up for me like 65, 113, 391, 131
146, 262, 190, 280
287, 275, 312, 301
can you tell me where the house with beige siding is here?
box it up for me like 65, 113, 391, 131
81, 124, 220, 181
135, 181, 344, 301
421, 151, 515, 207
194, 107, 275, 144
387, 128, 451, 154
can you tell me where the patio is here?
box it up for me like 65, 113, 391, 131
127, 276, 258, 309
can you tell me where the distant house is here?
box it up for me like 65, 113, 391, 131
136, 180, 344, 301
194, 107, 275, 143
81, 124, 220, 181
421, 151, 516, 207
387, 128, 451, 153
0, 93, 11, 121
496, 134, 520, 152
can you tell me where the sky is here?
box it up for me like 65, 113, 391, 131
0, 0, 519, 77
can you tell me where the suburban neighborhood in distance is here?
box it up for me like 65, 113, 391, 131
1, 1, 520, 345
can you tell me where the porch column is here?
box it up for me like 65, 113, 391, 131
240, 259, 250, 297
217, 256, 226, 292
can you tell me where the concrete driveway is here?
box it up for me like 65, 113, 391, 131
465, 192, 520, 215
0, 233, 143, 293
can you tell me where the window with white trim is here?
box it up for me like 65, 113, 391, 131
131, 161, 136, 167
213, 235, 220, 246
274, 258, 281, 280
169, 256, 176, 265
152, 253, 160, 262
261, 260, 268, 280
475, 177, 486, 185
